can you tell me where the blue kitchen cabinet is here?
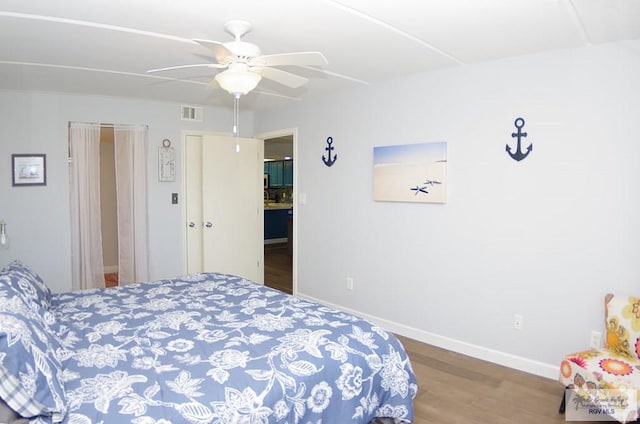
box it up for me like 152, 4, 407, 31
283, 160, 293, 186
264, 208, 290, 239
271, 161, 284, 187
264, 160, 292, 188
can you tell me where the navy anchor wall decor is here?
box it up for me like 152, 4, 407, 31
322, 136, 337, 167
506, 117, 532, 161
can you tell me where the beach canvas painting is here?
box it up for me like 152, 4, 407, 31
373, 141, 447, 203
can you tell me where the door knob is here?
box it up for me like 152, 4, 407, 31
188, 222, 196, 228
204, 221, 213, 228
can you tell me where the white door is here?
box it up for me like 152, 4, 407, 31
185, 135, 203, 274
184, 133, 264, 282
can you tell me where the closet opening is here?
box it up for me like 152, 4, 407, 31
99, 125, 119, 287
68, 121, 150, 290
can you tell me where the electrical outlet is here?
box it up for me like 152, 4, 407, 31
513, 314, 523, 330
346, 277, 354, 291
590, 331, 602, 349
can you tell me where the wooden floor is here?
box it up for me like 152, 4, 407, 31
264, 242, 292, 294
262, 246, 577, 423
398, 335, 588, 424
104, 272, 118, 288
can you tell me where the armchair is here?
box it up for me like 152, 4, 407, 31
559, 293, 640, 423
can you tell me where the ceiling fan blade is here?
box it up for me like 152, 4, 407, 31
147, 63, 224, 73
260, 52, 328, 67
193, 39, 235, 63
259, 66, 308, 88
206, 78, 219, 90
252, 89, 301, 101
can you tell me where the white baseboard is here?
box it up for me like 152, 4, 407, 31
103, 265, 118, 273
298, 293, 559, 381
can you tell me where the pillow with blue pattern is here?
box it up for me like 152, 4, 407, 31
0, 266, 67, 422
0, 261, 51, 314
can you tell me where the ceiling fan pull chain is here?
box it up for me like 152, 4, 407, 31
234, 93, 240, 153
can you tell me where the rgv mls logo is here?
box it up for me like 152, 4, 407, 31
565, 388, 637, 422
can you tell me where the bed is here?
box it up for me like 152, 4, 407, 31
0, 260, 417, 423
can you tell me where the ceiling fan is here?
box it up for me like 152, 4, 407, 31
147, 19, 328, 97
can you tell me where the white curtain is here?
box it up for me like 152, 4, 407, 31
114, 124, 150, 284
69, 122, 105, 290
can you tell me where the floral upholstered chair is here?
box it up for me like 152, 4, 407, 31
559, 293, 640, 423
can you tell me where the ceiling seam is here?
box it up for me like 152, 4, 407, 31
0, 61, 208, 85
565, 0, 592, 46
0, 11, 194, 44
326, 0, 465, 66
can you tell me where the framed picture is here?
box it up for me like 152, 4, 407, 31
373, 141, 447, 203
158, 146, 176, 182
12, 154, 46, 186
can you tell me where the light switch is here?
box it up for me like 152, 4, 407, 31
171, 193, 178, 204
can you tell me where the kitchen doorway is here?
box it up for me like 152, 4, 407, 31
262, 131, 295, 294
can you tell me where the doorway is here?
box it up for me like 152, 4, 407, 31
263, 133, 294, 294
68, 122, 150, 290
99, 126, 118, 287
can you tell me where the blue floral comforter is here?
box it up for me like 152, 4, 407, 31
50, 273, 417, 423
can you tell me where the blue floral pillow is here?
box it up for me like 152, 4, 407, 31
0, 268, 67, 422
0, 261, 51, 314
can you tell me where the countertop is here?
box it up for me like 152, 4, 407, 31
264, 202, 293, 210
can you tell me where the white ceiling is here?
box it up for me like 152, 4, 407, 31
265, 135, 293, 161
1, 0, 639, 111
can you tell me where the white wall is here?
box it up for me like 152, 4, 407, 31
254, 40, 640, 377
1, 39, 638, 379
0, 91, 253, 292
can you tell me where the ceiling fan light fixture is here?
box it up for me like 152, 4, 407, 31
215, 67, 262, 96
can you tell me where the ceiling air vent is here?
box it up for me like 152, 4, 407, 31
181, 105, 203, 122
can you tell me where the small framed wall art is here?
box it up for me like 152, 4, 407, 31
12, 154, 46, 186
158, 139, 176, 182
